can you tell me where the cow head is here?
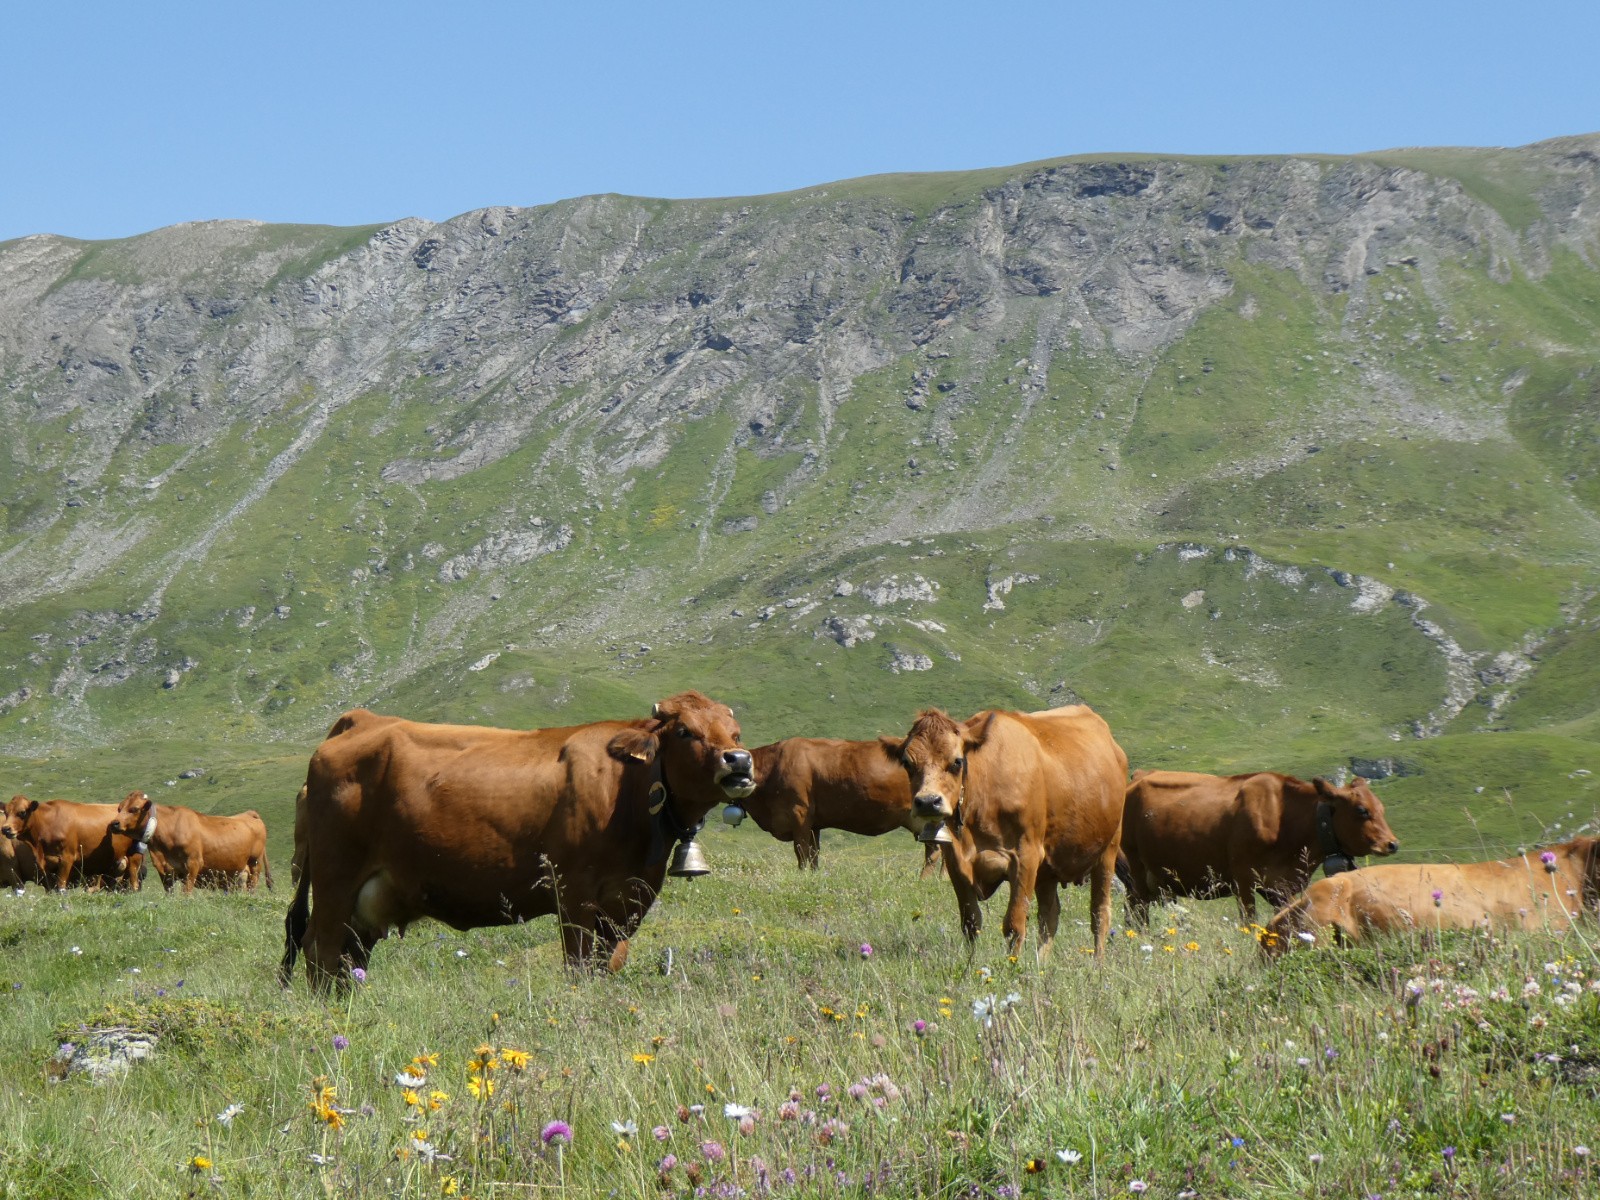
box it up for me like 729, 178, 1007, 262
114, 791, 155, 838
1, 795, 37, 840
1313, 776, 1399, 858
888, 709, 996, 824
1577, 837, 1600, 913
607, 691, 755, 811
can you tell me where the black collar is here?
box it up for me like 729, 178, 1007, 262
1316, 801, 1355, 876
646, 757, 703, 867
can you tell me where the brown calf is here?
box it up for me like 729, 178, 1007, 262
116, 792, 272, 893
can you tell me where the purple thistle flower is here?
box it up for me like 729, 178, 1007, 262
350, 967, 367, 982
912, 1019, 927, 1035
1442, 1146, 1456, 1162
541, 1120, 573, 1145
782, 1168, 797, 1185
659, 1154, 678, 1171
653, 1125, 671, 1141
815, 1083, 830, 1099
859, 942, 873, 958
1432, 889, 1444, 906
701, 1140, 726, 1162
331, 1034, 350, 1052
1542, 850, 1559, 872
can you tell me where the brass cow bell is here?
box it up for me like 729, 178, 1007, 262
668, 839, 711, 877
915, 820, 954, 846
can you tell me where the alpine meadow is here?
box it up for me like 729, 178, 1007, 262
1, 137, 1599, 1197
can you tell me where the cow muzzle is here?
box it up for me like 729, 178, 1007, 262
913, 792, 952, 817
716, 750, 755, 798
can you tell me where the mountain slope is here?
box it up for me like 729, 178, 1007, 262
2, 136, 1599, 860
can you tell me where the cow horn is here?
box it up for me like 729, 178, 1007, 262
652, 702, 663, 718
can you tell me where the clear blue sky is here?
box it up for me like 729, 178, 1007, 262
3, 0, 1595, 241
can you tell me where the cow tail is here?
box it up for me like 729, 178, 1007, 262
261, 848, 275, 892
1114, 851, 1135, 892
279, 790, 312, 987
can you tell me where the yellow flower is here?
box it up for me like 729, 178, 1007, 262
412, 1129, 430, 1143
732, 907, 741, 915
429, 1090, 449, 1110
415, 1052, 439, 1068
651, 1035, 666, 1047
616, 1138, 632, 1153
441, 1177, 459, 1196
467, 1077, 495, 1099
501, 1048, 530, 1070
189, 1156, 213, 1173
322, 1109, 346, 1132
1161, 945, 1175, 954
1184, 941, 1200, 953
705, 1083, 716, 1094
1224, 947, 1234, 956
752, 973, 763, 981
1126, 929, 1138, 938
402, 1089, 421, 1108
632, 1053, 655, 1065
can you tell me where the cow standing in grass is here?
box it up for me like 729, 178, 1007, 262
116, 792, 273, 893
890, 705, 1128, 957
742, 736, 939, 875
1118, 770, 1399, 924
280, 691, 756, 987
1, 793, 145, 891
1265, 837, 1599, 950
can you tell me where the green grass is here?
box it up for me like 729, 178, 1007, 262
2, 830, 1599, 1198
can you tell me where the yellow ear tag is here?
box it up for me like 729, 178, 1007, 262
648, 781, 666, 815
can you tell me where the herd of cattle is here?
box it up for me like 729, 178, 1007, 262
4, 691, 1596, 988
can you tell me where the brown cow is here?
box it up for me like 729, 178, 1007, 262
890, 704, 1128, 957
279, 691, 756, 987
115, 793, 272, 893
1118, 770, 1399, 924
740, 737, 939, 874
0, 799, 40, 889
1, 793, 145, 891
1265, 837, 1600, 950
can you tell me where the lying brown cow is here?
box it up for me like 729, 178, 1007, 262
1119, 770, 1399, 924
2, 793, 145, 890
1266, 837, 1600, 950
740, 736, 938, 874
891, 704, 1128, 956
280, 691, 755, 986
115, 792, 272, 893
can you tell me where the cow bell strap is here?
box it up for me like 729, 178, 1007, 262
646, 758, 703, 867
1316, 800, 1355, 876
950, 758, 968, 832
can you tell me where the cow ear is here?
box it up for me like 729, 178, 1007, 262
878, 734, 906, 761
608, 725, 661, 765
1312, 776, 1340, 800
961, 712, 997, 753
20, 798, 38, 819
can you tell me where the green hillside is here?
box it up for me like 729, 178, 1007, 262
1, 139, 1598, 867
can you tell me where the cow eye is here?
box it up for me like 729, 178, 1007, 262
677, 726, 693, 740
732, 733, 742, 744
950, 756, 964, 773
1356, 805, 1370, 819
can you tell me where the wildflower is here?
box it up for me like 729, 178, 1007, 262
70, 946, 82, 956
1184, 941, 1200, 952
778, 1101, 800, 1121
701, 1140, 726, 1162
723, 1103, 753, 1120
401, 1090, 421, 1108
659, 1154, 678, 1171
440, 1177, 459, 1195
216, 1103, 244, 1126
1141, 944, 1154, 953
1230, 1136, 1244, 1148
739, 1115, 756, 1136
1576, 1145, 1591, 1158
1500, 1113, 1515, 1125
1296, 931, 1316, 944
350, 967, 366, 982
501, 1048, 530, 1069
1309, 1153, 1323, 1166
1432, 889, 1443, 907
1542, 851, 1558, 872
859, 942, 873, 958
188, 1155, 213, 1173
395, 1071, 427, 1088
913, 1019, 927, 1035
467, 1076, 495, 1099
1296, 1057, 1312, 1068
632, 1052, 655, 1065
1057, 1149, 1082, 1164
332, 1035, 350, 1052
1130, 1182, 1149, 1194
541, 1121, 572, 1146
308, 1153, 332, 1165
428, 1090, 448, 1110
847, 1082, 869, 1101
652, 1125, 670, 1141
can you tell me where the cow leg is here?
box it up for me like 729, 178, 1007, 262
54, 852, 74, 892
184, 860, 200, 895
1035, 868, 1062, 959
794, 828, 820, 871
1088, 840, 1119, 957
941, 842, 983, 944
918, 842, 944, 880
1003, 845, 1043, 955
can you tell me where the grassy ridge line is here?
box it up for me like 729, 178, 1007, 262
1, 832, 1598, 1197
